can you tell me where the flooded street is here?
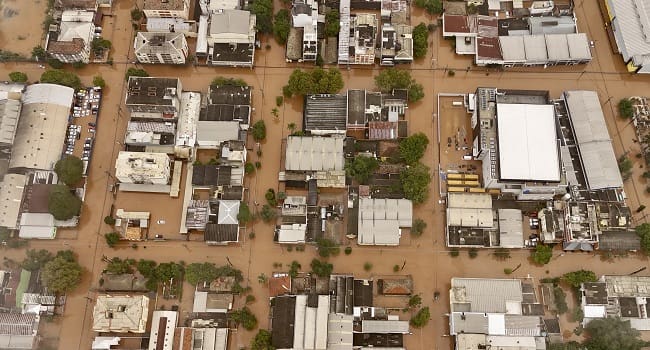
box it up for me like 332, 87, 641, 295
1, 0, 650, 349
0, 0, 47, 56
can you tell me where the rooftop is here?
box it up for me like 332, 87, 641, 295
358, 198, 412, 245
134, 32, 186, 56
0, 174, 27, 229
208, 85, 251, 105
144, 0, 186, 11
285, 136, 344, 171
0, 313, 38, 336
148, 311, 177, 350
450, 278, 523, 314
126, 77, 180, 107
304, 94, 347, 133
92, 294, 150, 333
192, 165, 232, 186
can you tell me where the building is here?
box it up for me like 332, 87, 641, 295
205, 200, 240, 244
445, 192, 496, 247
604, 0, 650, 73
192, 291, 233, 313
0, 313, 39, 349
207, 10, 256, 67
0, 174, 27, 229
10, 84, 74, 172
339, 13, 378, 65
202, 85, 252, 129
282, 136, 346, 188
357, 198, 412, 246
134, 32, 189, 64
449, 278, 546, 350
125, 77, 182, 120
148, 311, 178, 350
143, 0, 190, 19
54, 0, 98, 11
276, 196, 308, 244
582, 276, 650, 330
0, 84, 24, 163
115, 152, 171, 185
92, 294, 149, 333
272, 295, 331, 349
174, 326, 229, 350
287, 0, 318, 62
303, 94, 348, 135
380, 23, 412, 66
47, 10, 95, 63
124, 121, 176, 148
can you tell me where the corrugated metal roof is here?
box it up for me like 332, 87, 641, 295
361, 320, 409, 334
607, 0, 650, 64
451, 278, 523, 313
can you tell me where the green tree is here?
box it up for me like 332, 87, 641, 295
31, 46, 46, 60
40, 70, 82, 90
399, 132, 429, 165
411, 219, 427, 237
251, 120, 267, 141
104, 216, 116, 225
288, 260, 301, 278
154, 262, 183, 282
56, 249, 76, 262
283, 68, 344, 97
410, 307, 431, 328
412, 23, 429, 59
91, 38, 112, 52
408, 294, 422, 309
273, 9, 291, 45
325, 10, 340, 37
22, 249, 54, 271
238, 202, 254, 224
619, 155, 633, 179
553, 286, 568, 314
562, 270, 597, 288
547, 342, 582, 350
413, 0, 442, 14
584, 317, 645, 350
137, 259, 157, 278
48, 185, 82, 220
105, 257, 134, 274
374, 68, 424, 103
363, 262, 373, 271
636, 223, 650, 254
400, 163, 430, 204
531, 244, 553, 265
93, 75, 106, 88
317, 238, 340, 258
618, 98, 634, 119
104, 232, 121, 247
41, 256, 83, 293
260, 204, 277, 222
251, 329, 274, 350
210, 76, 247, 87
9, 71, 27, 83
345, 156, 379, 184
125, 67, 149, 81
185, 262, 218, 285
54, 155, 83, 186
310, 259, 333, 277
250, 0, 274, 34
130, 8, 143, 21
47, 58, 64, 69
231, 307, 258, 330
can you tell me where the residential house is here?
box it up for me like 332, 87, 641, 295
134, 32, 189, 64
47, 10, 95, 63
148, 311, 178, 350
275, 196, 308, 244
207, 10, 256, 67
287, 0, 318, 62
0, 313, 39, 350
143, 0, 191, 19
115, 151, 171, 185
338, 13, 377, 65
125, 77, 182, 120
92, 294, 149, 333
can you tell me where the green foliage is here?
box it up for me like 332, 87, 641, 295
9, 71, 27, 83
619, 155, 633, 179
374, 68, 424, 103
245, 163, 256, 174
408, 294, 422, 309
47, 58, 64, 69
448, 70, 456, 77
251, 329, 274, 350
251, 120, 267, 141
104, 232, 120, 247
345, 156, 379, 184
584, 318, 645, 350
411, 219, 427, 237
325, 10, 340, 37
344, 246, 352, 255
546, 342, 582, 350
288, 260, 301, 278
91, 38, 112, 52
562, 270, 597, 288
393, 264, 400, 272
93, 75, 106, 88
125, 67, 149, 81
637, 223, 650, 255
310, 259, 333, 277
48, 185, 81, 220
22, 249, 54, 271
40, 70, 82, 90
399, 133, 429, 165
54, 156, 83, 186
210, 76, 247, 87
238, 202, 254, 224
250, 0, 274, 34
137, 259, 157, 278
130, 8, 143, 21
105, 257, 134, 275
468, 248, 478, 259
618, 98, 634, 119
31, 46, 46, 60
363, 262, 373, 271
260, 204, 277, 222
410, 307, 431, 328
41, 256, 83, 293
531, 244, 553, 265
450, 247, 460, 257
231, 307, 258, 330
273, 9, 291, 45
276, 96, 284, 107
413, 0, 442, 14
185, 262, 220, 285
412, 23, 429, 59
56, 250, 75, 263
504, 268, 513, 275
154, 262, 183, 282
317, 238, 340, 258
265, 189, 277, 206
400, 163, 431, 204
283, 68, 344, 97
553, 286, 568, 314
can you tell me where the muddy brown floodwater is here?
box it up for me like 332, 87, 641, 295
1, 0, 650, 349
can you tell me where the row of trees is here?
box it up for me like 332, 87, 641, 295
22, 249, 82, 294
283, 68, 344, 97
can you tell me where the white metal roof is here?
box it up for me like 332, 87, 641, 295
293, 295, 307, 349
0, 174, 26, 229
278, 224, 307, 243
18, 213, 56, 239
217, 200, 239, 225
196, 121, 240, 147
566, 33, 592, 60
522, 35, 548, 62
545, 34, 571, 60
328, 313, 353, 349
497, 209, 524, 248
148, 311, 177, 350
358, 198, 412, 246
583, 305, 606, 318
285, 136, 344, 171
563, 90, 623, 189
451, 278, 523, 314
607, 0, 650, 64
496, 103, 560, 182
361, 320, 410, 334
499, 36, 526, 62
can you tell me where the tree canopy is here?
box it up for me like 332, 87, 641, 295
55, 155, 83, 186
22, 249, 54, 271
310, 259, 333, 277
399, 132, 429, 165
250, 0, 274, 34
412, 23, 429, 59
260, 204, 277, 222
9, 71, 27, 83
210, 76, 247, 87
105, 257, 134, 274
325, 10, 340, 37
251, 120, 267, 142
374, 68, 424, 103
400, 163, 430, 204
411, 219, 427, 237
345, 156, 379, 184
413, 0, 442, 14
93, 75, 106, 88
41, 255, 83, 294
584, 317, 645, 350
562, 270, 597, 288
251, 329, 274, 350
637, 223, 650, 254
125, 67, 149, 81
104, 232, 120, 247
231, 307, 258, 330
317, 238, 340, 258
154, 262, 183, 282
137, 259, 157, 278
283, 68, 344, 98
185, 262, 219, 285
531, 244, 553, 265
618, 98, 634, 119
410, 307, 431, 328
273, 9, 291, 45
238, 202, 255, 224
48, 184, 82, 220
40, 70, 82, 90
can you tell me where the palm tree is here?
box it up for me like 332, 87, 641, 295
287, 122, 296, 133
